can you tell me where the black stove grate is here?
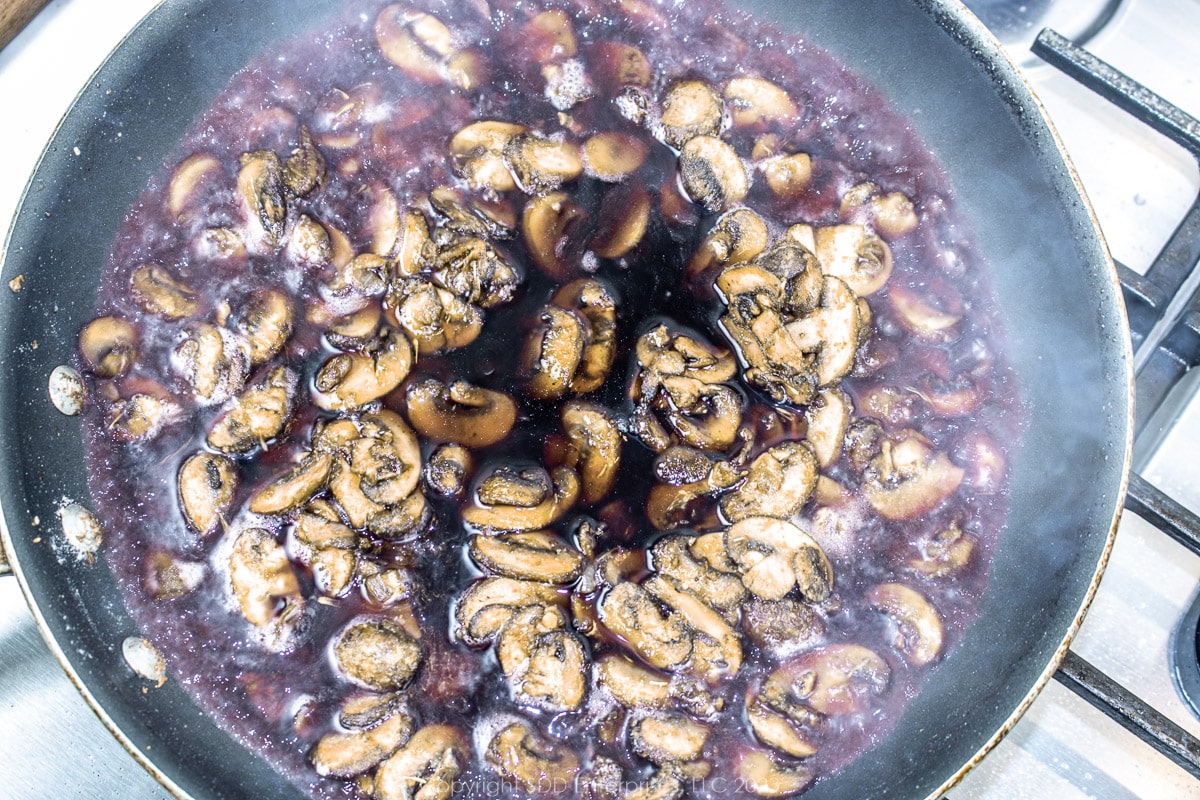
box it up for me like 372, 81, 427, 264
987, 27, 1200, 785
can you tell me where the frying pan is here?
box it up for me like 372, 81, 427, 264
0, 0, 1132, 798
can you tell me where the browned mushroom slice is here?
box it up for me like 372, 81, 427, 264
805, 388, 851, 469
504, 133, 584, 194
486, 721, 580, 794
228, 527, 303, 629
772, 644, 890, 716
450, 120, 528, 193
354, 409, 423, 500
334, 619, 423, 691
687, 208, 769, 278
388, 277, 484, 354
79, 315, 138, 377
558, 401, 622, 504
463, 466, 580, 531
374, 4, 454, 84
293, 502, 359, 598
755, 237, 825, 318
237, 150, 287, 253
374, 724, 468, 800
430, 187, 511, 239
505, 622, 588, 711
679, 136, 749, 211
287, 214, 333, 266
742, 598, 824, 658
469, 531, 585, 583
175, 323, 250, 405
130, 265, 199, 320
734, 749, 814, 798
634, 324, 739, 389
313, 329, 413, 412
394, 208, 436, 276
425, 444, 474, 498
599, 581, 692, 670
432, 236, 519, 309
785, 276, 864, 388
178, 453, 237, 536
106, 389, 181, 442
551, 279, 618, 394
330, 456, 385, 530
453, 576, 564, 646
644, 576, 742, 680
724, 516, 832, 602
840, 183, 919, 239
689, 531, 740, 575
591, 187, 652, 260
283, 125, 325, 197
864, 431, 965, 521
746, 695, 817, 759
660, 80, 724, 148
523, 306, 587, 400
889, 282, 963, 343
249, 453, 334, 515
584, 132, 650, 181
761, 153, 812, 198
523, 191, 589, 279
651, 535, 745, 614
207, 365, 296, 453
656, 379, 743, 453
723, 77, 799, 128
311, 703, 414, 778
167, 153, 220, 218
597, 655, 671, 710
234, 289, 293, 365
630, 714, 710, 765
812, 224, 893, 296
907, 521, 975, 577
622, 769, 685, 800
867, 582, 944, 666
405, 378, 517, 448
719, 441, 818, 523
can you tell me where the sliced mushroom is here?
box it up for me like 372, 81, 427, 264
463, 466, 580, 531
425, 444, 474, 498
178, 453, 237, 537
631, 713, 710, 765
523, 306, 587, 400
742, 598, 824, 658
599, 581, 692, 670
486, 721, 580, 794
762, 153, 812, 198
430, 186, 509, 239
284, 125, 325, 197
687, 208, 769, 277
432, 236, 519, 309
106, 389, 181, 442
167, 153, 220, 218
889, 282, 963, 343
622, 770, 684, 800
503, 616, 589, 711
405, 378, 517, 448
655, 379, 743, 453
469, 531, 585, 583
867, 582, 944, 666
724, 516, 832, 602
812, 224, 893, 296
805, 388, 851, 469
689, 532, 740, 575
477, 467, 551, 507
249, 453, 334, 515
79, 315, 138, 377
374, 724, 468, 800
334, 619, 423, 691
719, 441, 818, 523
450, 120, 528, 193
907, 521, 975, 577
504, 133, 584, 194
651, 535, 746, 614
388, 277, 484, 354
723, 77, 799, 128
644, 576, 742, 680
228, 527, 303, 629
734, 749, 814, 798
313, 328, 413, 412
746, 696, 818, 759
374, 5, 454, 85
311, 704, 414, 777
237, 150, 287, 253
596, 654, 671, 710
679, 135, 749, 211
207, 365, 296, 453
130, 265, 199, 320
840, 183, 919, 239
584, 132, 649, 181
176, 323, 250, 405
523, 191, 589, 279
557, 401, 622, 504
660, 80, 724, 148
552, 279, 618, 394
453, 576, 564, 646
234, 289, 294, 365
293, 502, 359, 598
785, 276, 864, 388
591, 187, 652, 259
863, 431, 965, 521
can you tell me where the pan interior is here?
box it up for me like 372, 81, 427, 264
0, 0, 1129, 798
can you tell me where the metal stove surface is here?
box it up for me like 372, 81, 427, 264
1, 0, 1198, 798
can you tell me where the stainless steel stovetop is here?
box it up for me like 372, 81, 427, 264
1, 0, 1198, 797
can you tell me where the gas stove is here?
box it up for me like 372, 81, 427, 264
1, 0, 1198, 798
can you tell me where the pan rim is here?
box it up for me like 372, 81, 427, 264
0, 0, 1134, 798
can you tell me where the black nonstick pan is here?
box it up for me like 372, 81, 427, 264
0, 0, 1132, 798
